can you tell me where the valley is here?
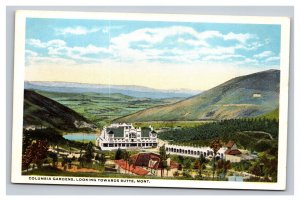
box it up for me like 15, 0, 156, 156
22, 69, 280, 182
34, 90, 183, 128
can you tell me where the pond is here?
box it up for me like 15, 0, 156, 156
63, 133, 98, 142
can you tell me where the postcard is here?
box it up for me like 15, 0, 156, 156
11, 10, 290, 190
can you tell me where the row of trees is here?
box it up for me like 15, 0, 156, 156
249, 153, 278, 182
159, 118, 279, 152
172, 153, 232, 180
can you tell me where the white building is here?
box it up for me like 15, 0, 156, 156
96, 123, 158, 150
165, 144, 226, 159
252, 93, 262, 98
224, 140, 243, 163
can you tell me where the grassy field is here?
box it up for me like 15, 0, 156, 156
36, 91, 181, 128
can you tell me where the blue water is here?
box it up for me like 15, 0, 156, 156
63, 133, 98, 141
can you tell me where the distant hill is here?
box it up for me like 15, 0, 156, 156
116, 69, 280, 122
23, 90, 95, 131
25, 81, 201, 99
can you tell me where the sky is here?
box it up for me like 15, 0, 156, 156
25, 18, 281, 91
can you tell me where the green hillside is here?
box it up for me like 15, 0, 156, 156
23, 90, 95, 132
116, 69, 280, 122
257, 108, 279, 121
158, 118, 279, 152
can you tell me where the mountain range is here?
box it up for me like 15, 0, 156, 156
115, 69, 280, 122
25, 81, 201, 99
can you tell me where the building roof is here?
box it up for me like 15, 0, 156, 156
133, 153, 161, 168
225, 140, 236, 148
131, 152, 179, 170
107, 127, 124, 137
114, 160, 149, 176
141, 127, 151, 137
225, 149, 242, 155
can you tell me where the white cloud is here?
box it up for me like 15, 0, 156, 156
198, 46, 236, 55
26, 26, 272, 67
177, 38, 209, 47
47, 39, 66, 47
202, 54, 245, 61
254, 51, 273, 58
48, 44, 110, 57
27, 39, 47, 48
233, 57, 260, 66
265, 56, 280, 62
223, 32, 254, 43
110, 26, 254, 50
25, 50, 38, 57
56, 26, 100, 35
27, 39, 66, 48
108, 26, 258, 64
27, 38, 111, 62
244, 58, 258, 63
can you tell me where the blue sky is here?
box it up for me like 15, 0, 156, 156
24, 17, 281, 90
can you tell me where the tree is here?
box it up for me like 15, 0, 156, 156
48, 152, 58, 168
100, 153, 107, 165
217, 159, 231, 179
83, 141, 95, 164
210, 139, 222, 180
178, 164, 183, 171
193, 160, 200, 170
78, 148, 84, 168
166, 166, 171, 177
30, 140, 49, 169
95, 153, 100, 161
173, 171, 179, 177
71, 156, 77, 163
183, 157, 192, 170
249, 153, 278, 182
178, 155, 185, 164
62, 157, 72, 170
115, 148, 123, 160
22, 140, 49, 170
159, 144, 167, 177
198, 155, 207, 178
122, 150, 130, 174
158, 118, 279, 151
254, 140, 273, 152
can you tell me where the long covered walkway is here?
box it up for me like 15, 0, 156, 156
165, 144, 226, 159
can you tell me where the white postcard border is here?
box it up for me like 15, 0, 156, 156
11, 10, 290, 190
